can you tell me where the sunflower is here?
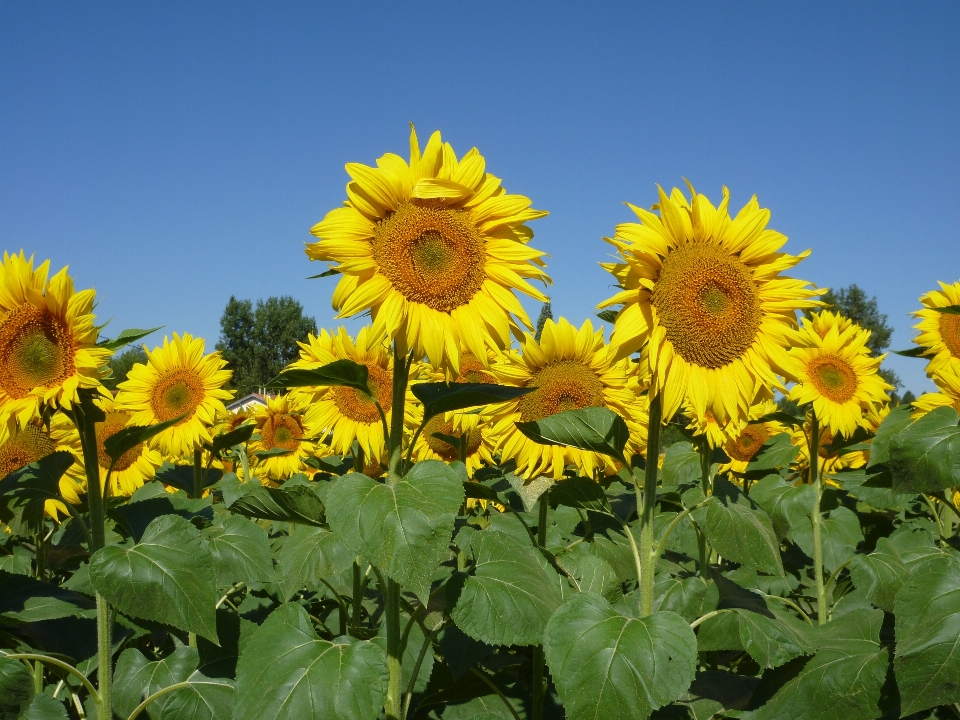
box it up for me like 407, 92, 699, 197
248, 394, 319, 482
598, 185, 822, 425
115, 333, 233, 458
488, 317, 648, 480
912, 280, 960, 377
306, 126, 550, 374
718, 399, 787, 474
294, 326, 413, 461
0, 419, 73, 519
50, 397, 163, 498
786, 311, 892, 438
789, 409, 874, 483
911, 363, 960, 418
0, 252, 112, 425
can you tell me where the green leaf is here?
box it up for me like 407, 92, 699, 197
113, 646, 199, 719
226, 482, 325, 526
933, 304, 960, 315
549, 476, 611, 513
152, 464, 222, 497
0, 571, 95, 622
276, 525, 355, 599
849, 537, 911, 611
596, 309, 619, 323
692, 479, 786, 585
268, 359, 370, 394
111, 492, 213, 542
438, 624, 493, 681
234, 603, 388, 720
749, 474, 806, 540
450, 530, 562, 646
749, 411, 804, 428
653, 575, 717, 623
326, 462, 464, 602
21, 694, 69, 720
0, 656, 33, 717
157, 673, 234, 720
792, 506, 863, 573
893, 555, 960, 714
411, 382, 534, 422
515, 407, 629, 461
210, 423, 255, 455
893, 345, 931, 358
735, 606, 814, 670
0, 452, 73, 502
462, 481, 501, 503
90, 515, 219, 642
543, 593, 697, 720
105, 416, 186, 465
866, 404, 914, 469
745, 433, 799, 473
99, 326, 162, 351
888, 406, 960, 493
202, 515, 278, 586
374, 612, 437, 694
306, 267, 340, 279
660, 442, 701, 487
746, 610, 891, 720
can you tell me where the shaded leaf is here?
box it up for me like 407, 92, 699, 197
888, 406, 960, 493
268, 359, 370, 394
210, 424, 255, 455
412, 382, 534, 422
154, 464, 222, 497
849, 537, 911, 611
226, 482, 325, 526
113, 646, 199, 719
105, 417, 186, 465
745, 434, 799, 473
202, 514, 277, 586
21, 694, 69, 720
515, 407, 628, 461
549, 476, 611, 513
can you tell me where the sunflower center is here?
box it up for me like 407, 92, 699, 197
517, 361, 605, 422
373, 201, 486, 312
151, 369, 205, 422
424, 416, 482, 461
807, 355, 858, 403
457, 354, 495, 384
333, 363, 393, 424
97, 412, 141, 471
261, 413, 303, 452
652, 243, 762, 369
939, 314, 960, 360
724, 424, 770, 463
0, 426, 56, 479
0, 304, 77, 398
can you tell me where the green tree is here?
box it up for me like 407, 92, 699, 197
216, 296, 318, 397
103, 346, 147, 391
534, 299, 553, 342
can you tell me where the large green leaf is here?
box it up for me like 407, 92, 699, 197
548, 476, 611, 514
0, 571, 95, 623
746, 610, 891, 720
888, 406, 960, 493
326, 462, 463, 601
543, 593, 697, 720
276, 525, 355, 599
104, 416, 186, 465
660, 442, 701, 487
225, 481, 325, 526
113, 646, 199, 719
21, 694, 69, 720
451, 530, 563, 646
515, 407, 629, 461
112, 492, 213, 542
202, 514, 277, 586
749, 475, 814, 540
735, 606, 814, 670
90, 515, 219, 642
234, 603, 388, 720
411, 382, 534, 421
745, 434, 799, 473
158, 673, 234, 720
792, 506, 863, 573
866, 404, 913, 469
0, 656, 33, 718
849, 537, 911, 611
269, 359, 370, 394
893, 555, 960, 714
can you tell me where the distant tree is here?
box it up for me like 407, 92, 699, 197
216, 296, 318, 397
535, 300, 553, 342
103, 347, 147, 391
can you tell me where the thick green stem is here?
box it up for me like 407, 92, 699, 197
351, 561, 364, 634
388, 343, 410, 480
696, 436, 712, 576
532, 493, 549, 720
384, 579, 402, 720
808, 411, 827, 625
96, 595, 113, 716
639, 393, 662, 618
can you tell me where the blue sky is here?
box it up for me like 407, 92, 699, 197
2, 2, 958, 395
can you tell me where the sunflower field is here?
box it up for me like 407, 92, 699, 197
3, 126, 960, 720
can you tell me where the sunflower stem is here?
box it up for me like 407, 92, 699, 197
75, 390, 113, 720
388, 343, 410, 481
808, 410, 827, 625
532, 491, 549, 720
696, 436, 712, 576
639, 392, 662, 618
384, 578, 402, 720
193, 448, 203, 499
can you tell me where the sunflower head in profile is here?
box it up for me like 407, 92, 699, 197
598, 185, 822, 425
248, 394, 317, 482
488, 317, 648, 481
306, 126, 550, 374
296, 326, 412, 462
0, 252, 112, 425
786, 311, 892, 438
912, 280, 960, 377
115, 333, 233, 458
51, 397, 162, 498
911, 363, 960, 418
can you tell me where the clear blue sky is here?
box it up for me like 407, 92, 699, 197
2, 2, 958, 395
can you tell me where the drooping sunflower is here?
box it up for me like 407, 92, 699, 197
786, 311, 892, 438
51, 397, 163, 498
488, 317, 648, 480
294, 326, 413, 461
248, 394, 319, 482
598, 185, 822, 425
0, 252, 112, 425
115, 333, 233, 458
912, 280, 960, 377
911, 363, 960, 418
719, 399, 787, 475
306, 126, 551, 374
